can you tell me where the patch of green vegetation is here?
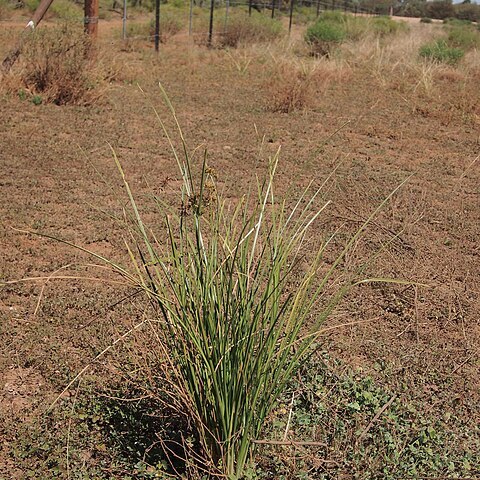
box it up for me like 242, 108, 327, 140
420, 17, 433, 23
370, 15, 406, 36
419, 39, 465, 65
447, 25, 480, 50
253, 351, 480, 479
443, 17, 472, 26
305, 13, 407, 56
305, 19, 346, 55
5, 350, 478, 479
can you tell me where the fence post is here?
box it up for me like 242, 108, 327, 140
122, 0, 127, 39
189, 0, 193, 35
224, 0, 229, 33
332, 0, 335, 11
154, 0, 160, 52
288, 0, 294, 33
208, 0, 214, 46
316, 0, 320, 17
85, 0, 99, 37
271, 0, 275, 18
249, 0, 252, 16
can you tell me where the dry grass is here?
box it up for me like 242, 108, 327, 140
3, 25, 97, 105
0, 24, 124, 105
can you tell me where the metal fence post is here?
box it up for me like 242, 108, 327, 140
224, 0, 229, 34
122, 0, 127, 40
154, 0, 160, 52
208, 0, 214, 46
288, 0, 294, 33
189, 0, 193, 35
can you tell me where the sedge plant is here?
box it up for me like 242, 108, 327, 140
32, 88, 409, 479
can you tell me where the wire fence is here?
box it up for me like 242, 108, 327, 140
115, 0, 382, 50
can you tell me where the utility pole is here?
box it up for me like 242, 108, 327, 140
84, 0, 99, 37
1, 0, 55, 73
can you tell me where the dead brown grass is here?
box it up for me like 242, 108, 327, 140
1, 23, 109, 105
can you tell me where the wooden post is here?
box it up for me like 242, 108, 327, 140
1, 0, 55, 73
84, 0, 99, 37
271, 0, 275, 18
316, 0, 320, 17
248, 0, 252, 16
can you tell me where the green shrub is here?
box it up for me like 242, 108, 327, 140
371, 15, 405, 36
419, 39, 464, 65
420, 17, 433, 23
447, 25, 480, 50
305, 19, 346, 56
443, 17, 471, 26
317, 10, 346, 24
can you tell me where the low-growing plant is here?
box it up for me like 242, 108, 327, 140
419, 39, 464, 65
420, 17, 433, 24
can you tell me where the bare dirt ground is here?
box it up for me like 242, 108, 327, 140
0, 14, 479, 479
